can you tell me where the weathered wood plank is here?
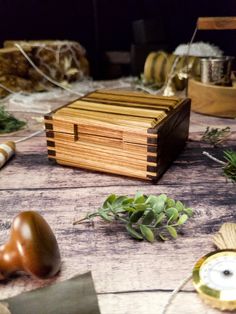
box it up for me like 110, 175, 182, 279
0, 183, 235, 301
0, 107, 236, 314
98, 291, 221, 314
0, 136, 235, 189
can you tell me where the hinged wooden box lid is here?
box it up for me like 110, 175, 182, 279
44, 89, 191, 182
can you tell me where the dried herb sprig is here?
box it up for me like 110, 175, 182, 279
0, 105, 26, 134
202, 126, 231, 147
73, 193, 193, 242
203, 150, 236, 183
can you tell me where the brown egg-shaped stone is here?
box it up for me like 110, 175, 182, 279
0, 211, 61, 280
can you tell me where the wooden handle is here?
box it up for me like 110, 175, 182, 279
197, 17, 236, 30
0, 211, 61, 280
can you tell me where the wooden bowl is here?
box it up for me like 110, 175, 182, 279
188, 78, 236, 118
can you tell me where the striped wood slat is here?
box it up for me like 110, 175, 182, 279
45, 89, 189, 181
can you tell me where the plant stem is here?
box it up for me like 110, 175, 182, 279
73, 213, 98, 225
73, 217, 89, 225
116, 216, 129, 223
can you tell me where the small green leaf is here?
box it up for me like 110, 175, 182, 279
146, 194, 167, 208
113, 196, 129, 207
134, 196, 146, 204
140, 225, 155, 242
129, 210, 145, 223
111, 207, 126, 214
145, 195, 158, 206
184, 208, 193, 217
166, 226, 177, 239
134, 204, 146, 211
134, 191, 143, 201
175, 201, 184, 212
126, 206, 136, 213
177, 214, 188, 225
98, 211, 113, 222
166, 207, 179, 221
155, 212, 165, 226
166, 198, 175, 208
103, 194, 116, 208
122, 198, 134, 205
158, 194, 168, 202
153, 200, 165, 213
126, 224, 143, 240
142, 210, 155, 225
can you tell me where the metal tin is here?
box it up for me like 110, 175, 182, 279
200, 57, 234, 85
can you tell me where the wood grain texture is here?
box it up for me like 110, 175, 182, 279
98, 291, 223, 314
188, 78, 236, 118
45, 91, 190, 181
0, 109, 236, 313
0, 137, 236, 189
197, 17, 236, 30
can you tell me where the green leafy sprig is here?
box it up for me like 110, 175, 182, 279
73, 193, 193, 243
202, 126, 231, 147
223, 150, 236, 183
0, 105, 26, 134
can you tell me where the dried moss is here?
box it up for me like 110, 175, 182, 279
0, 106, 26, 134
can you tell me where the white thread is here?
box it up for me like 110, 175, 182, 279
160, 273, 192, 314
162, 55, 181, 96
0, 83, 17, 94
136, 84, 163, 95
14, 44, 83, 97
15, 130, 44, 143
202, 151, 226, 165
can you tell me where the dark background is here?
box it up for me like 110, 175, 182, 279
0, 0, 236, 78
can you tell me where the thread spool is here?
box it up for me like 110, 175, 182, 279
144, 52, 200, 90
0, 130, 44, 170
0, 141, 16, 168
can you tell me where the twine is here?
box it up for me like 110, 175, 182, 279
160, 273, 192, 314
202, 151, 226, 165
162, 55, 181, 96
0, 83, 17, 95
15, 43, 83, 97
34, 42, 84, 80
14, 129, 44, 144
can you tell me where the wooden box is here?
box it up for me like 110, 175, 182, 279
44, 89, 191, 182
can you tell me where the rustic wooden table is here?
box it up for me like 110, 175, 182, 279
0, 105, 236, 314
